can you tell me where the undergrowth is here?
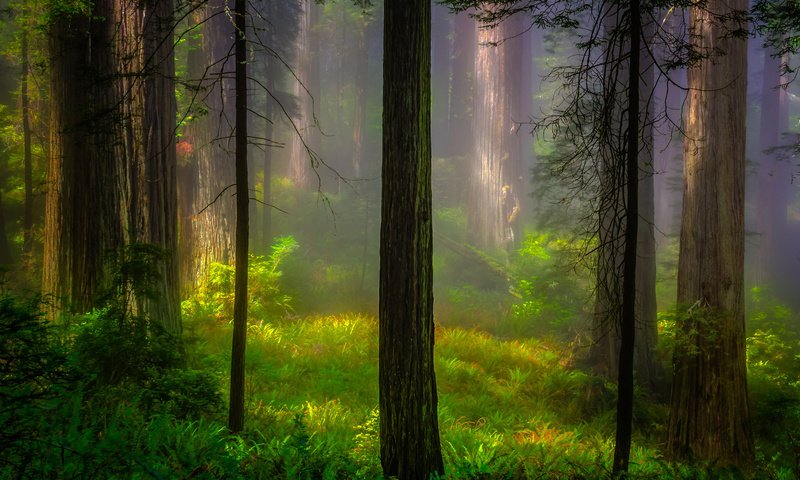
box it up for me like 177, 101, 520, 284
2, 238, 798, 478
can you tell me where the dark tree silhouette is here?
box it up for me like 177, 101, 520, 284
379, 1, 444, 478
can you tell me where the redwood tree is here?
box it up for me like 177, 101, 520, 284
379, 1, 444, 478
667, 0, 754, 469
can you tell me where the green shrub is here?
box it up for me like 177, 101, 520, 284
184, 235, 298, 325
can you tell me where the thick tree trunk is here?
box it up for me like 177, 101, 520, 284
136, 0, 181, 334
179, 1, 236, 290
228, 0, 249, 434
43, 8, 123, 317
468, 19, 524, 250
667, 0, 754, 469
44, 1, 180, 334
379, 2, 444, 478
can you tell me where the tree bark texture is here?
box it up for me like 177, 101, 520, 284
43, 8, 123, 316
179, 0, 236, 290
137, 0, 181, 334
379, 1, 444, 478
468, 18, 524, 250
667, 0, 754, 469
43, 1, 181, 334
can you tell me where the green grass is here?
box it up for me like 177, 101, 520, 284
176, 312, 789, 479
6, 297, 795, 478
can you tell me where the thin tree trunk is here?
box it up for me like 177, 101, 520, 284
228, 0, 249, 434
613, 0, 640, 472
21, 22, 33, 257
448, 11, 474, 159
754, 48, 790, 288
0, 153, 12, 265
352, 12, 368, 179
431, 1, 451, 157
667, 0, 754, 469
263, 95, 273, 247
379, 2, 444, 478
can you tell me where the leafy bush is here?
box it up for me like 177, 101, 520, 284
0, 295, 71, 466
507, 232, 590, 338
183, 235, 298, 325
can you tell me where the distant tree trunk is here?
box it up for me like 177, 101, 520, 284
287, 1, 319, 189
448, 11, 474, 159
754, 48, 790, 288
228, 0, 249, 434
178, 0, 236, 290
635, 28, 660, 391
263, 90, 274, 247
379, 1, 444, 478
667, 0, 754, 470
468, 19, 524, 250
21, 23, 33, 257
431, 1, 451, 157
352, 11, 369, 179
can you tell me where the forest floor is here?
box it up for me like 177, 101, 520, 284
172, 312, 792, 479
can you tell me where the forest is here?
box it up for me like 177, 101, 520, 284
1, 0, 800, 478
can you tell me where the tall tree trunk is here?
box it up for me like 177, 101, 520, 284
448, 11, 474, 159
468, 19, 523, 250
263, 91, 273, 247
21, 21, 33, 257
179, 0, 236, 290
352, 11, 369, 179
667, 0, 754, 469
228, 0, 249, 434
754, 48, 790, 289
43, 6, 123, 317
287, 1, 318, 189
431, 1, 451, 157
379, 1, 444, 478
592, 17, 660, 391
635, 27, 660, 392
136, 0, 181, 334
613, 0, 641, 472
